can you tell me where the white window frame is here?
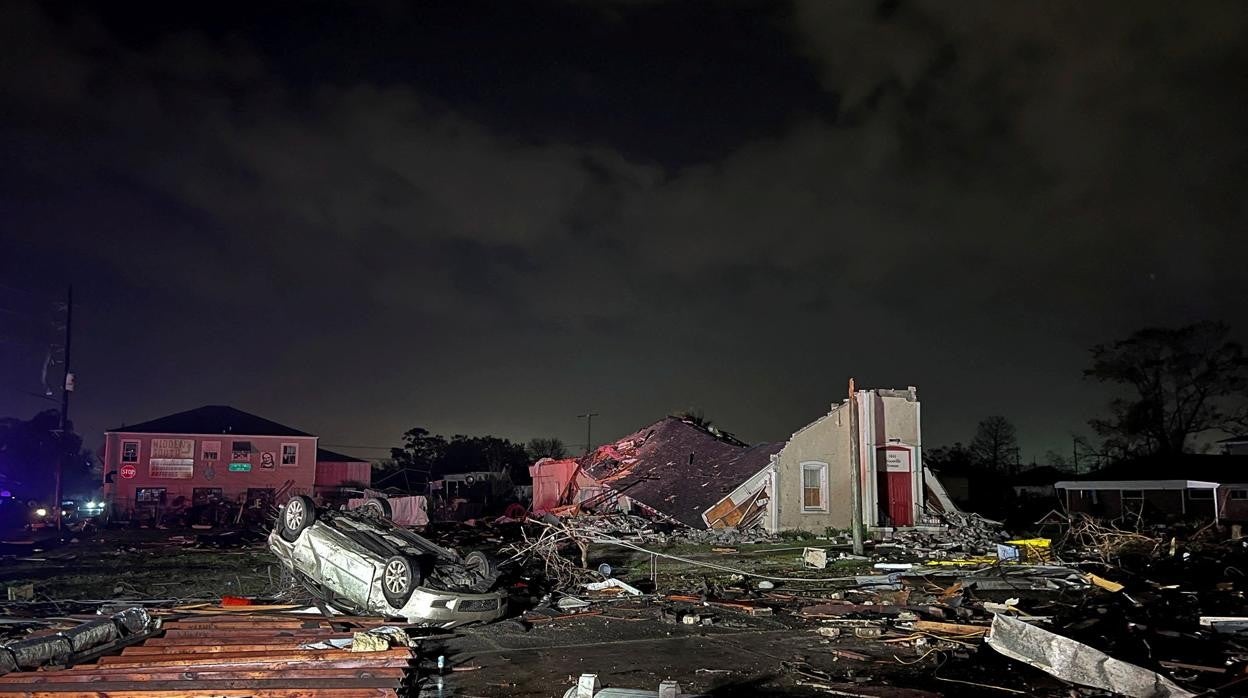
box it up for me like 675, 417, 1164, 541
280, 442, 299, 466
800, 461, 829, 513
120, 440, 140, 464
201, 441, 221, 461
1230, 489, 1248, 500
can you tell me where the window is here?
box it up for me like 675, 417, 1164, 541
281, 443, 299, 466
801, 462, 828, 512
1121, 490, 1143, 500
201, 441, 220, 461
121, 441, 140, 464
135, 487, 166, 504
1230, 489, 1248, 500
192, 487, 223, 506
1188, 489, 1214, 500
231, 441, 253, 460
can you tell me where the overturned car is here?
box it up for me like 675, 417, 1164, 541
268, 495, 507, 627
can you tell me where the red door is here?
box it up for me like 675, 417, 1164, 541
877, 447, 914, 526
886, 472, 913, 525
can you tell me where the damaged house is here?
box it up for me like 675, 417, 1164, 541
529, 416, 772, 527
531, 386, 956, 532
707, 386, 953, 533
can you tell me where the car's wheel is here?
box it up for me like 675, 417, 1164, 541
279, 495, 317, 542
380, 555, 419, 607
463, 550, 499, 592
360, 496, 392, 519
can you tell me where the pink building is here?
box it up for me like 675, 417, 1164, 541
101, 405, 367, 519
314, 448, 372, 497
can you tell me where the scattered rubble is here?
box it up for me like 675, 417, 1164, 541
5, 505, 1248, 695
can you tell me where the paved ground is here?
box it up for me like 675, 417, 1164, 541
417, 609, 1052, 697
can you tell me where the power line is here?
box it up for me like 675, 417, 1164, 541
319, 443, 401, 451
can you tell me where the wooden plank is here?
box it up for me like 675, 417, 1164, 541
0, 667, 407, 683
173, 605, 304, 614
161, 621, 318, 630
95, 648, 412, 667
123, 643, 351, 654
18, 690, 398, 698
161, 628, 340, 638
0, 678, 402, 692
144, 635, 354, 646
912, 620, 989, 637
38, 659, 412, 677
160, 621, 324, 629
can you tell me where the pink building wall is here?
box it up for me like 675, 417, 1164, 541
103, 431, 318, 515
314, 461, 372, 495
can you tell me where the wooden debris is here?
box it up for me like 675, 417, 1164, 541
911, 620, 989, 638
0, 614, 414, 696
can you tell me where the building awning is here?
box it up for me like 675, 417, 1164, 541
1054, 480, 1220, 491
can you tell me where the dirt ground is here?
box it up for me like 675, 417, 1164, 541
422, 605, 1058, 697
0, 528, 282, 601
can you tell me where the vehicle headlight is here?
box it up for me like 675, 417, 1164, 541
35, 508, 47, 517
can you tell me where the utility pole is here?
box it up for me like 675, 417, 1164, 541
54, 286, 73, 531
847, 378, 865, 556
577, 412, 599, 455
1072, 436, 1080, 476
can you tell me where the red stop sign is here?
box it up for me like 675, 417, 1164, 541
120, 463, 136, 479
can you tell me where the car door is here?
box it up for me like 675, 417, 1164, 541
304, 526, 379, 607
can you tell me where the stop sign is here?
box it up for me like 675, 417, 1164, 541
120, 463, 136, 479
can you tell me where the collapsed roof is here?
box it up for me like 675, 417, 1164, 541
545, 416, 782, 527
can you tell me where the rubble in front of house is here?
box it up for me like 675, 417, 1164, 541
492, 510, 1248, 696
5, 508, 1248, 696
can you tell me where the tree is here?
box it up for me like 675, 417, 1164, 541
0, 409, 95, 500
924, 442, 975, 473
1086, 322, 1248, 457
526, 437, 567, 461
389, 428, 447, 480
389, 428, 533, 486
1042, 450, 1071, 470
969, 416, 1021, 474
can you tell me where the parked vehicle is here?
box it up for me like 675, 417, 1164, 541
267, 495, 507, 627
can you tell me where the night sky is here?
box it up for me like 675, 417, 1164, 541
3, 1, 1246, 461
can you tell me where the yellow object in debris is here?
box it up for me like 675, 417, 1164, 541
349, 631, 391, 652
1085, 573, 1125, 593
924, 557, 1001, 566
1003, 538, 1053, 563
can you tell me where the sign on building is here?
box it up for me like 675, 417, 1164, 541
149, 458, 194, 479
882, 449, 912, 472
151, 439, 195, 459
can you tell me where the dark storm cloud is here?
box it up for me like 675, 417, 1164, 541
2, 0, 1246, 459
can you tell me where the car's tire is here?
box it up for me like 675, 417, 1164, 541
380, 555, 419, 607
463, 550, 499, 592
279, 495, 317, 542
360, 496, 392, 519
